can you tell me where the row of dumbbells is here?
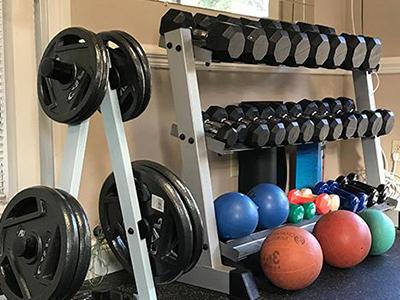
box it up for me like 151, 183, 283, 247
203, 97, 394, 148
160, 9, 381, 71
314, 173, 388, 212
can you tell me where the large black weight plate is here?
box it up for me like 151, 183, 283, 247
37, 27, 109, 124
57, 189, 91, 300
113, 30, 152, 118
99, 163, 193, 284
99, 31, 146, 122
134, 160, 204, 273
0, 186, 80, 300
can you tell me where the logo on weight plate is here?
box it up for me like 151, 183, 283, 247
294, 235, 305, 246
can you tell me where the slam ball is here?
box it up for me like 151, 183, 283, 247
359, 209, 396, 255
214, 192, 259, 240
313, 210, 371, 268
260, 226, 323, 290
248, 183, 289, 229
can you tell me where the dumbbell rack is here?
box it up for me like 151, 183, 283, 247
163, 28, 391, 297
58, 82, 157, 298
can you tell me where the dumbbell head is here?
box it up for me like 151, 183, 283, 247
376, 109, 395, 136
217, 15, 268, 63
336, 97, 355, 113
281, 103, 314, 142
322, 97, 343, 114
310, 101, 343, 140
296, 22, 330, 67
206, 106, 248, 142
256, 19, 291, 65
268, 104, 301, 144
214, 124, 239, 147
322, 98, 357, 138
257, 106, 287, 146
361, 36, 382, 71
160, 9, 194, 35
194, 13, 245, 60
362, 110, 383, 137
315, 24, 347, 68
340, 33, 367, 70
278, 21, 311, 66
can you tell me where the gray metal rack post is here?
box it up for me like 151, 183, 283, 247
58, 82, 157, 300
163, 28, 388, 295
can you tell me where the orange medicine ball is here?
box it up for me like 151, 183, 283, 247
260, 226, 323, 290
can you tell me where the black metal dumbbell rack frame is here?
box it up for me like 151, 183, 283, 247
57, 67, 158, 298
162, 28, 392, 297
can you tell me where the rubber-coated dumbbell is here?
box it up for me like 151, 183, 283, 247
268, 103, 314, 144
341, 173, 388, 204
160, 9, 245, 62
314, 181, 367, 212
225, 105, 270, 147
298, 99, 343, 141
376, 109, 395, 137
314, 24, 348, 69
362, 110, 383, 137
303, 202, 316, 220
360, 36, 382, 71
244, 103, 301, 145
267, 20, 311, 67
339, 33, 367, 70
336, 175, 379, 207
288, 203, 304, 223
206, 106, 248, 143
239, 103, 286, 146
202, 112, 238, 147
240, 18, 291, 65
285, 102, 329, 142
217, 14, 268, 63
322, 97, 358, 139
336, 97, 368, 138
288, 189, 330, 214
296, 22, 330, 68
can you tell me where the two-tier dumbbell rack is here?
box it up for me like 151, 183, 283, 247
161, 28, 396, 298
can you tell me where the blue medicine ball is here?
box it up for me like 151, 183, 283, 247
214, 192, 259, 240
248, 183, 289, 229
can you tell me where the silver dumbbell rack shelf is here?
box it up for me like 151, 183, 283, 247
58, 83, 157, 298
163, 28, 393, 296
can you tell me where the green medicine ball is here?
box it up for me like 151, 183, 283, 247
359, 209, 396, 256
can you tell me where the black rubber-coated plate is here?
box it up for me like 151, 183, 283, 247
57, 189, 91, 300
99, 31, 146, 122
134, 160, 204, 273
37, 27, 109, 124
113, 30, 152, 118
0, 186, 79, 300
99, 163, 193, 285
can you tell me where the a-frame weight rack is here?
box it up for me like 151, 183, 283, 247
162, 28, 390, 297
58, 81, 158, 299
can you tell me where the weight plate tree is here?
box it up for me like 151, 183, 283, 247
37, 27, 109, 124
0, 186, 91, 300
99, 161, 203, 285
99, 31, 152, 121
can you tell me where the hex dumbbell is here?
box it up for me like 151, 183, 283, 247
360, 36, 382, 71
160, 9, 245, 62
202, 112, 238, 147
285, 102, 330, 142
240, 18, 291, 66
362, 110, 383, 137
268, 103, 314, 144
206, 106, 248, 143
239, 103, 286, 146
296, 22, 330, 68
244, 103, 301, 145
376, 109, 395, 137
298, 99, 343, 141
217, 14, 268, 63
313, 24, 348, 69
225, 105, 270, 147
322, 97, 358, 139
266, 20, 311, 67
340, 33, 367, 70
335, 97, 368, 137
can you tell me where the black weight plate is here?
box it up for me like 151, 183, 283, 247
113, 30, 152, 118
56, 189, 91, 300
134, 160, 203, 273
99, 164, 193, 284
99, 31, 146, 122
37, 27, 109, 124
0, 186, 79, 300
